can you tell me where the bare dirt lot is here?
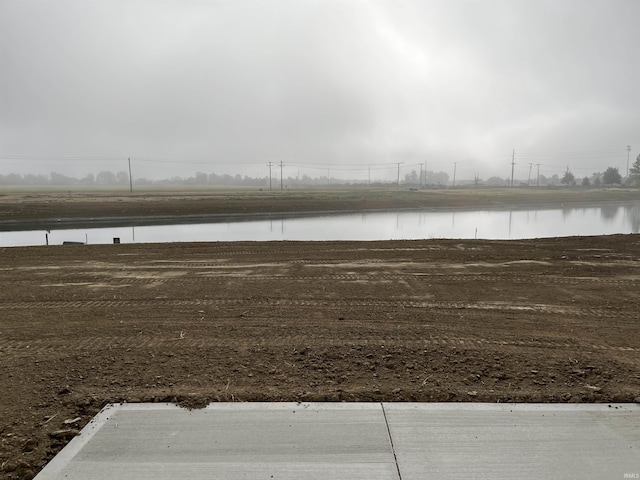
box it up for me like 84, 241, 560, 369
1, 189, 640, 478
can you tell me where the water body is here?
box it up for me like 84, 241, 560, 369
2, 203, 639, 247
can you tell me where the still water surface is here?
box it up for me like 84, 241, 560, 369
2, 203, 639, 247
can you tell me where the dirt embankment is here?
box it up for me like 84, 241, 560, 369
1, 187, 640, 227
1, 190, 639, 478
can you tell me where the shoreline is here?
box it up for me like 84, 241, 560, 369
2, 196, 639, 232
2, 186, 640, 222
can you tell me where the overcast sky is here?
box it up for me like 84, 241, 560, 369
1, 0, 639, 181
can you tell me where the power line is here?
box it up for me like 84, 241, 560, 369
515, 149, 628, 161
133, 159, 265, 166
2, 146, 634, 183
0, 155, 126, 162
0, 155, 429, 172
286, 163, 392, 172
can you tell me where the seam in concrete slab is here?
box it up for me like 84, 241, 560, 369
381, 402, 403, 480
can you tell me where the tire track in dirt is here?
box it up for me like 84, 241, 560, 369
0, 335, 634, 354
12, 273, 640, 286
0, 298, 636, 320
150, 258, 395, 265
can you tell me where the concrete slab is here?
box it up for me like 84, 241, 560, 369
35, 403, 640, 480
384, 403, 640, 480
35, 403, 399, 480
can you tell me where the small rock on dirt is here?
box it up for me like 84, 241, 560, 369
22, 438, 38, 452
49, 429, 79, 441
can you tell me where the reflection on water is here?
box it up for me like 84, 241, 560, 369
2, 202, 640, 247
627, 204, 640, 232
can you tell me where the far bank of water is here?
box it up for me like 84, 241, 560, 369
2, 202, 639, 247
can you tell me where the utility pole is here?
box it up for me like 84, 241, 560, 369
627, 145, 632, 178
452, 162, 457, 187
536, 163, 541, 187
424, 160, 427, 186
396, 162, 403, 187
128, 157, 133, 193
527, 163, 533, 186
280, 161, 284, 191
267, 162, 273, 190
419, 163, 423, 188
368, 165, 371, 184
510, 149, 516, 187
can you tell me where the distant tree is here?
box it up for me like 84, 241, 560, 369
602, 167, 622, 185
582, 177, 590, 186
404, 170, 419, 184
485, 176, 507, 186
50, 172, 76, 185
220, 174, 233, 185
116, 171, 129, 185
194, 172, 208, 184
23, 173, 49, 185
79, 173, 95, 185
96, 171, 117, 184
628, 155, 640, 187
561, 170, 576, 186
184, 175, 196, 185
0, 173, 24, 185
425, 171, 450, 185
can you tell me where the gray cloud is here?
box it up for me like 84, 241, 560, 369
1, 0, 639, 181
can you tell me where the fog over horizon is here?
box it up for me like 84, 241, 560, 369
1, 0, 639, 183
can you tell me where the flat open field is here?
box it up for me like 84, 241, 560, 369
1, 188, 640, 478
3, 186, 640, 227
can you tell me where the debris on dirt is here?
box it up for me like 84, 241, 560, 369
49, 429, 79, 441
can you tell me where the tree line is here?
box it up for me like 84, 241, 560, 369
0, 171, 130, 186
2, 156, 640, 187
0, 170, 451, 187
558, 157, 640, 187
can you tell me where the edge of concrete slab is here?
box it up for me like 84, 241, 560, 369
35, 403, 120, 478
35, 402, 640, 480
383, 402, 640, 412
114, 401, 384, 412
